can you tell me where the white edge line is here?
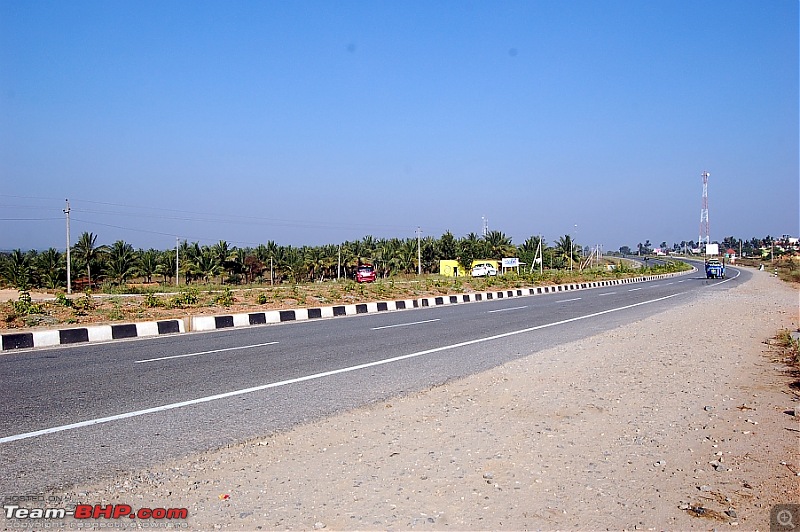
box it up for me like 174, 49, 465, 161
556, 298, 581, 303
135, 342, 279, 364
371, 319, 440, 330
487, 306, 528, 313
0, 292, 682, 444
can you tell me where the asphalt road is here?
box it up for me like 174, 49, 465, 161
0, 265, 748, 495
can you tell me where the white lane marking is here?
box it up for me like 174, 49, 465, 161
487, 306, 527, 313
650, 284, 661, 288
557, 298, 581, 303
372, 319, 440, 330
711, 268, 741, 285
0, 292, 682, 444
628, 288, 642, 291
135, 342, 279, 364
598, 292, 617, 296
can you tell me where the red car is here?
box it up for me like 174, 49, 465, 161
355, 264, 377, 283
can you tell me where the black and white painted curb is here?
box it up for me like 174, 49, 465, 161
0, 269, 693, 351
1, 320, 185, 351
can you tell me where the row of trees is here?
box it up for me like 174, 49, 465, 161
620, 236, 794, 257
0, 231, 584, 290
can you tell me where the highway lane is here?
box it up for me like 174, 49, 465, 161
0, 266, 748, 493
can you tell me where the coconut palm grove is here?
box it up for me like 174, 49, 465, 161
1, 229, 786, 292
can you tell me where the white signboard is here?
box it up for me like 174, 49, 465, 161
502, 257, 519, 268
705, 243, 719, 256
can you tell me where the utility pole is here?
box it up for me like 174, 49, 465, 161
337, 244, 341, 280
64, 199, 71, 294
175, 237, 180, 286
571, 224, 577, 271
417, 227, 422, 275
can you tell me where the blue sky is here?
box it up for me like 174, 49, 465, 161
1, 0, 797, 252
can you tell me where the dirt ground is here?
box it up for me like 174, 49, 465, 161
43, 270, 800, 529
0, 289, 52, 302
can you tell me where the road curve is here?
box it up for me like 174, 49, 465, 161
0, 265, 748, 494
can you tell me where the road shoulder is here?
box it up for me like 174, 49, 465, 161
53, 270, 799, 530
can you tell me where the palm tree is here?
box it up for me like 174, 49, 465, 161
1, 249, 33, 289
483, 230, 515, 260
35, 248, 64, 289
438, 231, 458, 260
374, 239, 396, 278
106, 240, 138, 285
226, 248, 246, 284
304, 246, 329, 282
281, 246, 305, 284
211, 240, 236, 283
398, 239, 418, 274
555, 235, 578, 269
137, 249, 160, 284
518, 236, 545, 273
457, 233, 482, 272
73, 232, 106, 285
192, 249, 220, 283
156, 250, 175, 284
421, 236, 437, 273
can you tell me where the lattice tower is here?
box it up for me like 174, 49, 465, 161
699, 171, 710, 247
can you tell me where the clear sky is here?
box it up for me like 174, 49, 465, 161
1, 0, 797, 252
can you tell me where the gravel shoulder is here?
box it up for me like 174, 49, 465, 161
48, 270, 800, 530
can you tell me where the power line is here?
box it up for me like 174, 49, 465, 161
0, 194, 414, 232
0, 217, 63, 221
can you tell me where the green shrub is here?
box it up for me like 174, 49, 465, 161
291, 285, 303, 302
72, 292, 95, 316
256, 293, 268, 305
170, 288, 199, 308
55, 292, 72, 308
144, 293, 163, 308
215, 287, 235, 307
12, 290, 43, 316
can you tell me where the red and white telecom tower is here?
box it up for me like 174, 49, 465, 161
698, 171, 710, 249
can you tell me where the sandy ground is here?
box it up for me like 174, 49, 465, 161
0, 289, 53, 302
36, 271, 800, 530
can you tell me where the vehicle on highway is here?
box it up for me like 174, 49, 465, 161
705, 258, 725, 279
471, 263, 498, 277
355, 264, 377, 283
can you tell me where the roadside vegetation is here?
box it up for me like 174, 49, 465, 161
735, 255, 800, 284
0, 228, 693, 330
767, 329, 800, 395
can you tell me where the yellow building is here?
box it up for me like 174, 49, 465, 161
438, 260, 462, 277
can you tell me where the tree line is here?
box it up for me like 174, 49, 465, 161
0, 230, 585, 291
619, 235, 795, 257
3, 230, 791, 291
